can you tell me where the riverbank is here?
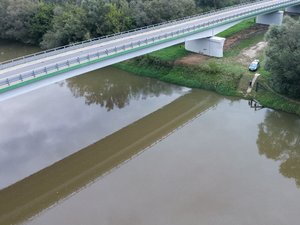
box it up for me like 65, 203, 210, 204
115, 19, 300, 116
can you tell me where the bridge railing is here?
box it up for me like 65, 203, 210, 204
1, 0, 297, 90
0, 0, 270, 70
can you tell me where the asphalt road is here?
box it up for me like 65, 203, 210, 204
0, 0, 298, 82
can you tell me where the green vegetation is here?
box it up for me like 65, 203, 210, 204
116, 57, 243, 96
1, 1, 299, 115
116, 17, 300, 116
250, 51, 300, 115
146, 18, 259, 62
0, 0, 256, 48
264, 16, 300, 98
242, 16, 300, 115
116, 18, 264, 97
148, 45, 189, 61
195, 0, 256, 9
224, 33, 265, 57
218, 18, 255, 38
255, 90, 300, 115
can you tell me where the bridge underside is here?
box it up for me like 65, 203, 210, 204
184, 4, 300, 58
286, 5, 300, 13
256, 10, 284, 25
1, 1, 300, 101
184, 21, 239, 57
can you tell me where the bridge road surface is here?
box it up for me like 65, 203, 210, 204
0, 0, 298, 83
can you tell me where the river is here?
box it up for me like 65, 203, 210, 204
0, 40, 300, 225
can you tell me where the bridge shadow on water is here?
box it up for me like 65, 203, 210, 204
256, 110, 300, 187
0, 87, 221, 225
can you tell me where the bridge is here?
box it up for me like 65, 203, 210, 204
0, 0, 299, 101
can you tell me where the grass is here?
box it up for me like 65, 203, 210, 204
218, 18, 256, 38
116, 59, 243, 96
115, 18, 300, 116
246, 49, 300, 116
255, 89, 300, 115
224, 33, 265, 57
148, 44, 189, 61
148, 18, 256, 61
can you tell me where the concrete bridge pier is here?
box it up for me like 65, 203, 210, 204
286, 5, 300, 13
256, 11, 284, 25
185, 36, 226, 58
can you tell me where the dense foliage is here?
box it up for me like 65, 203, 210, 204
0, 0, 254, 49
265, 17, 300, 99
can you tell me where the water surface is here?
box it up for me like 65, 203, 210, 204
22, 97, 300, 225
0, 67, 188, 189
1, 39, 300, 225
0, 39, 39, 62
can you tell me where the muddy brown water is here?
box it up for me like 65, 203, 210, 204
1, 40, 300, 225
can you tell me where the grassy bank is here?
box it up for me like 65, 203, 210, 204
250, 60, 300, 115
116, 56, 244, 96
218, 18, 256, 38
115, 19, 300, 116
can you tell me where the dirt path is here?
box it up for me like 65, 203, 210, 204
176, 24, 268, 65
247, 73, 260, 94
239, 41, 268, 65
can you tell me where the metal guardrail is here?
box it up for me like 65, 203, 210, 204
0, 0, 268, 70
0, 0, 299, 90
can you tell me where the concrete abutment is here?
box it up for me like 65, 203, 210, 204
185, 36, 226, 58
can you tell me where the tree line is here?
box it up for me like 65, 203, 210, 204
0, 0, 253, 49
265, 16, 300, 98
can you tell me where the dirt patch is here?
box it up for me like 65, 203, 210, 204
239, 41, 268, 65
224, 24, 268, 50
176, 54, 209, 65
175, 24, 268, 65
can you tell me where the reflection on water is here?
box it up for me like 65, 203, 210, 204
257, 110, 300, 187
0, 89, 220, 225
0, 39, 39, 62
67, 69, 181, 110
2, 39, 300, 225
22, 99, 300, 225
0, 67, 188, 190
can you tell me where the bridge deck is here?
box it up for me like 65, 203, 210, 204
0, 0, 299, 97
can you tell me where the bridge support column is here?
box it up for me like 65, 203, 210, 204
256, 11, 284, 25
286, 5, 300, 14
185, 36, 226, 58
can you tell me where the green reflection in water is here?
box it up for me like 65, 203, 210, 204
0, 39, 39, 62
66, 68, 182, 111
257, 110, 300, 187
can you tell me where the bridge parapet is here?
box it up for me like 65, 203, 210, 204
1, 0, 300, 101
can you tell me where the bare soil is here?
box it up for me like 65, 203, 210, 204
176, 24, 268, 65
239, 41, 268, 65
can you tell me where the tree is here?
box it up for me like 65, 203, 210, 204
81, 0, 108, 37
195, 0, 255, 9
28, 2, 54, 44
0, 0, 9, 37
102, 3, 132, 34
129, 0, 196, 27
265, 17, 300, 98
41, 4, 89, 48
0, 0, 258, 47
0, 0, 39, 44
